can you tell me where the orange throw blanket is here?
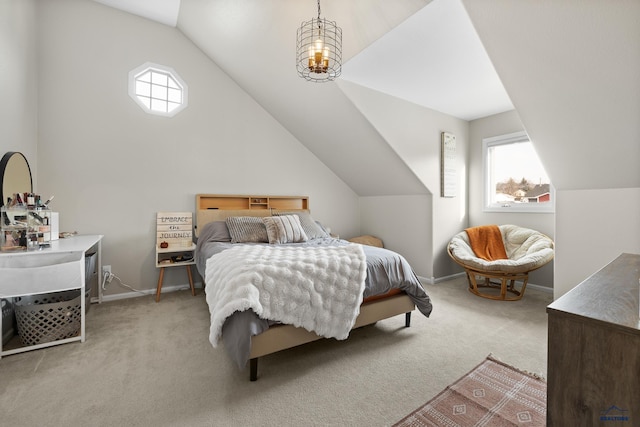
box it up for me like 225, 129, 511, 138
465, 225, 507, 261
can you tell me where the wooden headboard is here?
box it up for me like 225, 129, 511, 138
195, 194, 309, 237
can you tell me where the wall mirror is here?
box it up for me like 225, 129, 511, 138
0, 152, 33, 207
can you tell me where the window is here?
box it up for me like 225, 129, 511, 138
483, 131, 554, 213
128, 62, 188, 117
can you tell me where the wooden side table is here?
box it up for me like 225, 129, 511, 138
155, 243, 196, 302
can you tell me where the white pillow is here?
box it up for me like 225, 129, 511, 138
263, 215, 308, 244
272, 211, 329, 240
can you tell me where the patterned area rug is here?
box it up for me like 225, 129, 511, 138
394, 355, 546, 426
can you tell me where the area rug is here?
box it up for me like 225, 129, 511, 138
394, 355, 546, 426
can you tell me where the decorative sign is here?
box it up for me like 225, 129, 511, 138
156, 212, 193, 248
441, 132, 457, 198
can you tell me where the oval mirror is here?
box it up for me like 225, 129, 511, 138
0, 152, 33, 207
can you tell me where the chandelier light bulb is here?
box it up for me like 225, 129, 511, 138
296, 0, 342, 82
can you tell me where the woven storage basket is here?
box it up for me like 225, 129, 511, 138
2, 299, 16, 346
14, 287, 90, 347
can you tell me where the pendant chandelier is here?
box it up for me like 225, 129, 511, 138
296, 0, 342, 82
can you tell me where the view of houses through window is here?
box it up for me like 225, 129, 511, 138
483, 131, 553, 212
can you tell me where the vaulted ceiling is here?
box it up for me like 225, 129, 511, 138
92, 0, 640, 193
94, 0, 511, 121
92, 0, 512, 197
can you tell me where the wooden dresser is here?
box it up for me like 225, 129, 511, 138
546, 253, 640, 426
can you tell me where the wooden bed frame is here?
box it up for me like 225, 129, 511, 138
195, 194, 416, 381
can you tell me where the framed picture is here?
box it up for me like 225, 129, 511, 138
441, 132, 456, 198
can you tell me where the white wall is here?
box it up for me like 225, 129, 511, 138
337, 80, 468, 281
35, 0, 359, 297
464, 1, 640, 295
555, 188, 640, 297
359, 195, 432, 279
0, 0, 38, 180
463, 0, 640, 192
468, 110, 555, 288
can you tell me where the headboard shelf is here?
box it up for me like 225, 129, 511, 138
196, 194, 308, 211
195, 194, 309, 236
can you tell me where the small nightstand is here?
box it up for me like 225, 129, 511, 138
155, 211, 196, 302
155, 243, 196, 302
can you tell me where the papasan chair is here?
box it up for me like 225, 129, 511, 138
447, 224, 554, 301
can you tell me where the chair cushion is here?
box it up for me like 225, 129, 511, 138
448, 224, 554, 274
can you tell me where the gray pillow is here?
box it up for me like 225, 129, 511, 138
273, 211, 329, 240
226, 216, 269, 243
199, 221, 231, 242
263, 215, 308, 244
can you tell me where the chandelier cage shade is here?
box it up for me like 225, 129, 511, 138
296, 13, 342, 82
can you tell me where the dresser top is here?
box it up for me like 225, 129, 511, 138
547, 253, 640, 332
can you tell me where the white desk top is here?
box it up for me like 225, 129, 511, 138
0, 235, 103, 297
0, 235, 103, 258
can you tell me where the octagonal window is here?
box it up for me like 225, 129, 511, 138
128, 62, 188, 117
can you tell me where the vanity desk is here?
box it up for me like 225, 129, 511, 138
0, 234, 103, 357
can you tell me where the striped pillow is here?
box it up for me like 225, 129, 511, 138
262, 215, 308, 244
272, 211, 329, 240
226, 216, 269, 243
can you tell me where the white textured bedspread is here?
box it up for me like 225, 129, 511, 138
205, 243, 367, 347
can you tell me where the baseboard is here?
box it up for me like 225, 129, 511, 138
420, 273, 553, 294
418, 272, 465, 285
526, 283, 553, 294
90, 275, 552, 305
91, 281, 204, 304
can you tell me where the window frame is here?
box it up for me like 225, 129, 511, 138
482, 131, 555, 214
128, 62, 188, 117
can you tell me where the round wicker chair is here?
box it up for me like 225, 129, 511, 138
447, 225, 554, 301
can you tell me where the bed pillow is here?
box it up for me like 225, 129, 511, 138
226, 216, 269, 243
315, 221, 332, 237
263, 215, 308, 244
273, 211, 329, 240
198, 221, 231, 242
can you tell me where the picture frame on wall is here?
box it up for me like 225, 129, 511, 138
441, 132, 456, 198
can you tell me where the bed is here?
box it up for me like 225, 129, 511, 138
194, 194, 433, 381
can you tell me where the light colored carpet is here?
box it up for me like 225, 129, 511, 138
0, 276, 552, 427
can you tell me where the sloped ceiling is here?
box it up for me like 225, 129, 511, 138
90, 0, 512, 197
176, 0, 433, 197
93, 0, 180, 26
463, 0, 640, 190
91, 0, 640, 192
340, 0, 513, 121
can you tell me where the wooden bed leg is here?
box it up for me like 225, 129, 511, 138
250, 358, 258, 381
405, 312, 411, 327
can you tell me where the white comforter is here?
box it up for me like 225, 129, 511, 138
205, 243, 367, 347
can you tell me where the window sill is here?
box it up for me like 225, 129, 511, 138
483, 205, 555, 214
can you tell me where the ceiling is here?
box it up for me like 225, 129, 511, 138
340, 0, 512, 120
92, 0, 512, 121
90, 0, 640, 193
93, 0, 181, 27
